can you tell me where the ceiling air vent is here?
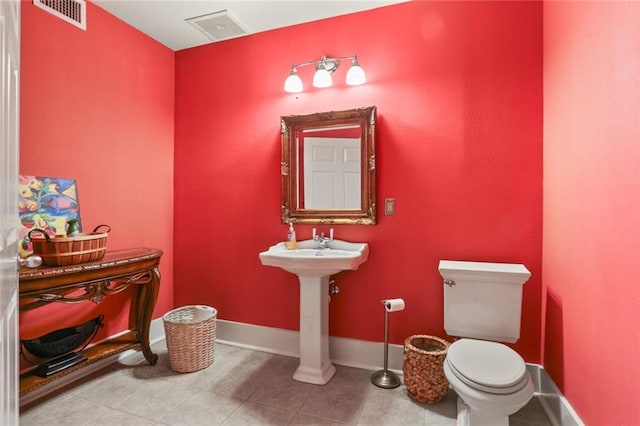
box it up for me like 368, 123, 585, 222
33, 0, 86, 31
186, 10, 250, 42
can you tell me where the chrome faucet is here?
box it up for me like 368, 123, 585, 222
313, 228, 334, 249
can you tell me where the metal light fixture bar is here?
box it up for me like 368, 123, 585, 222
284, 54, 366, 93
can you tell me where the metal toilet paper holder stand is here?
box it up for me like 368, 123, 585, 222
371, 299, 402, 389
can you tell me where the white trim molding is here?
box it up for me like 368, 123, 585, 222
216, 319, 583, 426
528, 364, 585, 426
216, 319, 405, 374
21, 318, 584, 426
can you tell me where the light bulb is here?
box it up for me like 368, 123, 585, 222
313, 62, 333, 88
346, 57, 366, 86
284, 67, 303, 93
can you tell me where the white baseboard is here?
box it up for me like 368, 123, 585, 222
21, 318, 583, 426
529, 364, 585, 426
216, 319, 405, 374
216, 319, 583, 425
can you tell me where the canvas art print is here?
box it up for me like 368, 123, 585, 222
19, 175, 82, 257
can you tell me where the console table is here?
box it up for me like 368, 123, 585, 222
18, 247, 162, 397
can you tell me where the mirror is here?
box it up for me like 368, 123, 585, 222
280, 106, 377, 225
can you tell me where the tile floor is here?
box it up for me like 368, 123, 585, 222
20, 341, 553, 425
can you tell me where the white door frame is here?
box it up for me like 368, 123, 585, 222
0, 0, 21, 423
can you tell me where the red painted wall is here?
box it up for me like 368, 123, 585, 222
19, 1, 175, 351
543, 2, 640, 424
175, 1, 543, 362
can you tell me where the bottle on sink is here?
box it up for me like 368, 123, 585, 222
286, 222, 297, 250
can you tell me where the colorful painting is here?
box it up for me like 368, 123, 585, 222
18, 176, 82, 257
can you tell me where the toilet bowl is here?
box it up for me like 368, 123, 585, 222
443, 339, 534, 426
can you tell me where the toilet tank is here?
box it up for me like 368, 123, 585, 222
438, 260, 531, 343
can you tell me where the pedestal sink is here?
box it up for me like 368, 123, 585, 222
259, 239, 369, 384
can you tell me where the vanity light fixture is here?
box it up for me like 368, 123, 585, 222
284, 55, 366, 93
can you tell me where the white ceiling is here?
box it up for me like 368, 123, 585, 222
93, 0, 408, 51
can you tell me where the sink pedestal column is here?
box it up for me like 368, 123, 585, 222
293, 275, 336, 385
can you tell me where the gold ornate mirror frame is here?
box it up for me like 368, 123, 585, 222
280, 106, 377, 225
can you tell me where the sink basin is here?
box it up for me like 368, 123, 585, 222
259, 238, 369, 385
259, 239, 369, 277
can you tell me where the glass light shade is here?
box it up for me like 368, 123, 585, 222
346, 60, 366, 86
313, 68, 333, 88
284, 69, 303, 93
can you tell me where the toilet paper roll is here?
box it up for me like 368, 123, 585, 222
384, 298, 405, 312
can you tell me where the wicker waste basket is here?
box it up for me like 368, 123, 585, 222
403, 335, 450, 404
163, 305, 217, 373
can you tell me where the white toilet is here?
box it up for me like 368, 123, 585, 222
438, 260, 534, 426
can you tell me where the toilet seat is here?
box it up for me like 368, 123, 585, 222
446, 339, 528, 395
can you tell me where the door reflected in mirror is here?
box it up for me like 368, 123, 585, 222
300, 124, 361, 210
281, 106, 376, 225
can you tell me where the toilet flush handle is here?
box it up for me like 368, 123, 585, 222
444, 279, 455, 287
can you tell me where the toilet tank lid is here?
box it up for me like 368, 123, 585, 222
438, 260, 531, 283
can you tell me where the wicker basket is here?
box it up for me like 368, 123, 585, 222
28, 225, 110, 267
163, 305, 217, 373
403, 335, 450, 404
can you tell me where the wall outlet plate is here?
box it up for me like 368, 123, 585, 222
385, 198, 395, 216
